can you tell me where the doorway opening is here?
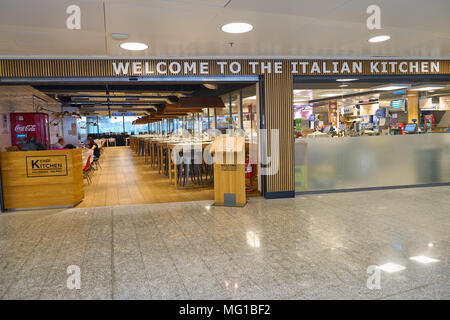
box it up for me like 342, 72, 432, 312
0, 78, 261, 208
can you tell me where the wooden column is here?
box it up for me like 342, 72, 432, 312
408, 91, 420, 124
263, 62, 294, 198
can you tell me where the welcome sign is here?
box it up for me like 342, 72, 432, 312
0, 59, 449, 78
26, 155, 68, 177
112, 60, 443, 76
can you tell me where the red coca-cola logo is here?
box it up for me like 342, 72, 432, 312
15, 124, 36, 133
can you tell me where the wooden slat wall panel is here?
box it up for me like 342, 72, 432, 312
0, 59, 449, 77
264, 62, 294, 194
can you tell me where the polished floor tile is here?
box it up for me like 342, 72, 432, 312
0, 186, 449, 299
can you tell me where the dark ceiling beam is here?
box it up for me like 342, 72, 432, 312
70, 95, 178, 100
81, 108, 154, 111
33, 84, 201, 93
71, 102, 160, 106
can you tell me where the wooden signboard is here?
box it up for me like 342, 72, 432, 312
0, 149, 84, 210
210, 136, 246, 207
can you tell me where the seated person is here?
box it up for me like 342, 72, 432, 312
85, 137, 100, 159
52, 137, 66, 149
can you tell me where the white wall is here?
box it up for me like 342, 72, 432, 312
61, 106, 79, 146
0, 86, 62, 151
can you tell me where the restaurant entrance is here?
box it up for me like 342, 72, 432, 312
3, 58, 448, 210
0, 78, 262, 208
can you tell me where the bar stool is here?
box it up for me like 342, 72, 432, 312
204, 152, 214, 184
108, 138, 116, 147
153, 143, 159, 168
181, 148, 203, 188
163, 146, 169, 176
172, 149, 184, 186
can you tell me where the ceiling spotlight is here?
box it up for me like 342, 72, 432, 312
339, 84, 349, 88
320, 93, 342, 97
120, 42, 148, 51
221, 22, 253, 34
369, 35, 391, 43
203, 84, 218, 90
410, 84, 446, 91
372, 84, 411, 91
336, 78, 358, 82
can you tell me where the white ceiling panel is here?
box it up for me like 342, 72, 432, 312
161, 0, 230, 7
0, 0, 448, 57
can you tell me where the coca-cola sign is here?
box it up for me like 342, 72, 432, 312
15, 124, 36, 133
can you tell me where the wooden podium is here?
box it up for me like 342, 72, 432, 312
0, 149, 84, 210
210, 136, 246, 207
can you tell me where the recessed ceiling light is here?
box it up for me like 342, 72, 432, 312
377, 263, 406, 273
369, 35, 391, 43
409, 256, 439, 264
336, 78, 358, 82
120, 42, 148, 51
221, 22, 253, 34
410, 84, 446, 91
320, 93, 342, 97
373, 84, 411, 91
203, 84, 218, 90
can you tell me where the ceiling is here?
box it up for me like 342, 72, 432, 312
0, 0, 449, 57
32, 81, 254, 116
293, 82, 450, 107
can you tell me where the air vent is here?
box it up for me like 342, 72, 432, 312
111, 33, 129, 40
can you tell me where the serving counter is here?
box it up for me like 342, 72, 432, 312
1, 149, 84, 210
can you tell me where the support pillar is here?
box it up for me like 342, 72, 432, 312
262, 63, 294, 198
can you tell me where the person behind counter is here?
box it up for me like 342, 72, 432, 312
52, 137, 65, 149
51, 137, 77, 149
85, 137, 100, 159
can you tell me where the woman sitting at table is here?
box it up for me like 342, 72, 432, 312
85, 137, 100, 159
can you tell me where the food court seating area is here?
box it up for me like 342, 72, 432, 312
87, 134, 128, 147
129, 134, 214, 190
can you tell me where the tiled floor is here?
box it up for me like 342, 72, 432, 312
0, 186, 449, 300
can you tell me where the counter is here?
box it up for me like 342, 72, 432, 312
295, 133, 450, 192
1, 149, 84, 210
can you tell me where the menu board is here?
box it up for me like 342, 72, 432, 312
328, 100, 338, 126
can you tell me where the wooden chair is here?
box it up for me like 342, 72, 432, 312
83, 155, 93, 184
